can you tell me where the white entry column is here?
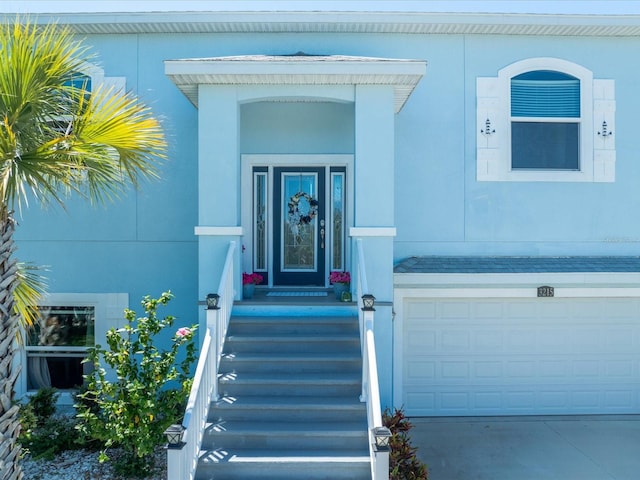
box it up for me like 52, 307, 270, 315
196, 85, 243, 320
353, 85, 396, 409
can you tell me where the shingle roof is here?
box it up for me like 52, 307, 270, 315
394, 256, 640, 274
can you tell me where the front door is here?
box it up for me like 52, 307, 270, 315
273, 167, 326, 285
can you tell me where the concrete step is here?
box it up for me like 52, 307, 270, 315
202, 420, 369, 450
230, 304, 358, 318
229, 315, 360, 335
219, 351, 361, 374
224, 334, 360, 353
194, 449, 371, 480
209, 395, 366, 423
218, 372, 362, 397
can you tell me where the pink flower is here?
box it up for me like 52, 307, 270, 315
176, 327, 191, 338
242, 272, 263, 285
329, 271, 350, 284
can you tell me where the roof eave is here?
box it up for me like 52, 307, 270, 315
165, 56, 427, 113
9, 11, 640, 36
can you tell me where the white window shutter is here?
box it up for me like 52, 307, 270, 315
593, 79, 615, 182
477, 77, 500, 181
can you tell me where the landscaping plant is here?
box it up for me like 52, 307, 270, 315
24, 387, 57, 427
18, 388, 88, 460
383, 407, 429, 480
77, 292, 197, 477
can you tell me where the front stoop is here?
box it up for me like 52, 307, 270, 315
194, 312, 371, 480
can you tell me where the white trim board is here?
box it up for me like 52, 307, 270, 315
349, 227, 397, 237
195, 226, 244, 236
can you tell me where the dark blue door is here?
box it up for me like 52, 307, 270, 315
273, 167, 326, 286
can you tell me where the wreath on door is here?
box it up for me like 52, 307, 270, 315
287, 191, 318, 226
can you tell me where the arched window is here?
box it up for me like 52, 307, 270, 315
477, 58, 615, 182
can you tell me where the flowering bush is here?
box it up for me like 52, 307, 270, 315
243, 272, 263, 285
77, 292, 197, 477
176, 326, 192, 337
329, 271, 350, 284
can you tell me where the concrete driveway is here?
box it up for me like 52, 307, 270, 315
410, 415, 640, 480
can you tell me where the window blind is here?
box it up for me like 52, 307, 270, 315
511, 76, 580, 118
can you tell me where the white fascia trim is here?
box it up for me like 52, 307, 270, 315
395, 286, 640, 299
243, 154, 353, 166
394, 271, 640, 297
350, 227, 397, 237
236, 85, 355, 104
195, 226, 244, 236
165, 58, 426, 77
25, 12, 640, 37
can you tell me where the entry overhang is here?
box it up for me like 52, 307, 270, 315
165, 54, 426, 113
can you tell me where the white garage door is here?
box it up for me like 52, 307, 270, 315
399, 297, 640, 416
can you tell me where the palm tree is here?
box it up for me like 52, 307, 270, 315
0, 20, 166, 479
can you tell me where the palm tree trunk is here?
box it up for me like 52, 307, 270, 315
0, 213, 23, 480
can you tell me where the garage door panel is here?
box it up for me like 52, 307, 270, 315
573, 360, 600, 377
406, 300, 437, 320
539, 360, 569, 377
473, 330, 503, 350
404, 329, 436, 352
605, 329, 636, 350
441, 331, 470, 350
406, 360, 436, 380
506, 301, 539, 319
401, 298, 640, 416
403, 383, 640, 416
475, 361, 503, 378
473, 301, 505, 319
407, 359, 637, 384
606, 360, 634, 377
438, 301, 471, 320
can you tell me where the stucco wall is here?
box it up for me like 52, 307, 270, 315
15, 28, 640, 331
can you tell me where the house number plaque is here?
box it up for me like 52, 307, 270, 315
537, 286, 554, 297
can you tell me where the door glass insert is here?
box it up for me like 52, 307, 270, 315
282, 173, 318, 271
253, 171, 267, 271
331, 171, 345, 271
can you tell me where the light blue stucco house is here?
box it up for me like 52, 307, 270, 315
7, 1, 640, 477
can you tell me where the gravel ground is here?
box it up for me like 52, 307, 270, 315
21, 447, 168, 480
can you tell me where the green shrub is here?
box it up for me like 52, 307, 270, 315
18, 388, 89, 460
28, 387, 59, 426
22, 415, 85, 460
76, 291, 197, 477
383, 407, 428, 480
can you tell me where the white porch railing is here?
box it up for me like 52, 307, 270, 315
355, 238, 390, 480
166, 241, 236, 480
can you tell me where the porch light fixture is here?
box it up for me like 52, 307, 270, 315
362, 294, 376, 311
164, 424, 185, 448
206, 293, 220, 310
372, 426, 392, 450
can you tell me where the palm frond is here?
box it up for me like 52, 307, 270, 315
0, 19, 166, 211
14, 261, 47, 345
